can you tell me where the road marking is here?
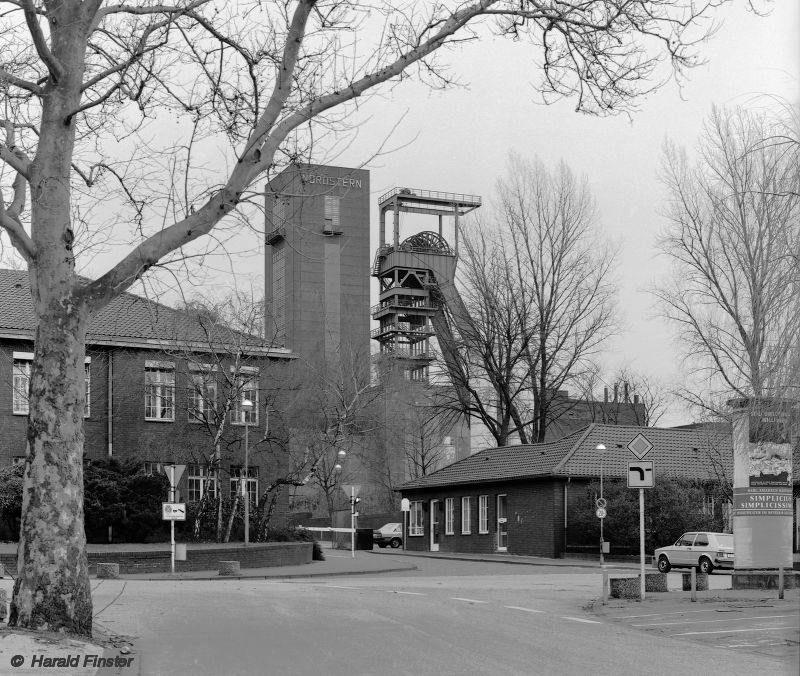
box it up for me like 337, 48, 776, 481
671, 625, 799, 636
504, 606, 545, 614
561, 616, 601, 624
325, 585, 360, 590
616, 609, 736, 619
451, 597, 488, 604
633, 614, 792, 627
389, 591, 427, 596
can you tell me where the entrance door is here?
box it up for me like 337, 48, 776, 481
497, 494, 508, 551
430, 499, 440, 552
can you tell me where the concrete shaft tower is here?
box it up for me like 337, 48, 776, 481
371, 187, 481, 389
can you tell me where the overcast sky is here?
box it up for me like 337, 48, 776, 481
4, 2, 796, 425
323, 1, 798, 425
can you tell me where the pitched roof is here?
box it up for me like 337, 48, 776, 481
399, 423, 734, 491
0, 268, 291, 356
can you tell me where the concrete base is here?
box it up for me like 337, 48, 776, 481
218, 560, 241, 576
97, 562, 121, 579
610, 573, 668, 598
732, 569, 800, 590
681, 572, 708, 591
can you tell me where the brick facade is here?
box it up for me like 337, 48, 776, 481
403, 479, 568, 558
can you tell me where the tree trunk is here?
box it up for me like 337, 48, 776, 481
224, 493, 240, 543
9, 296, 93, 636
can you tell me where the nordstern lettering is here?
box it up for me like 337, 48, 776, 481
302, 173, 362, 189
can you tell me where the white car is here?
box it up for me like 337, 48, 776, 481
373, 523, 403, 548
653, 531, 734, 574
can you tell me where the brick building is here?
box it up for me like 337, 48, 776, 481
398, 423, 735, 558
0, 268, 294, 516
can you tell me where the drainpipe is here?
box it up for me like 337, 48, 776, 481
564, 477, 571, 556
107, 352, 113, 544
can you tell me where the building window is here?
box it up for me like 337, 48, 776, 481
230, 465, 259, 506
461, 496, 471, 534
272, 245, 286, 342
479, 495, 489, 534
232, 368, 259, 425
12, 356, 32, 414
143, 461, 164, 476
188, 367, 217, 422
445, 497, 454, 535
409, 500, 424, 536
323, 195, 340, 233
145, 362, 175, 421
273, 196, 289, 227
84, 362, 91, 418
187, 464, 217, 502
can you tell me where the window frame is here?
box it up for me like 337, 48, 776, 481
478, 495, 489, 534
409, 500, 424, 536
323, 195, 341, 233
231, 367, 259, 426
187, 365, 217, 423
461, 496, 471, 535
187, 464, 218, 502
229, 465, 259, 506
144, 361, 176, 422
12, 353, 32, 415
444, 497, 455, 535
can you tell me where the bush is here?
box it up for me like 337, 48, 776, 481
568, 476, 725, 553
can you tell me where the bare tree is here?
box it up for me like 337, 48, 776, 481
654, 105, 800, 412
0, 0, 726, 635
502, 154, 619, 442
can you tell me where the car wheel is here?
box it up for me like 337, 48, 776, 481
698, 556, 713, 574
657, 556, 671, 573
390, 538, 402, 548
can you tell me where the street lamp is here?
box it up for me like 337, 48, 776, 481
241, 398, 254, 546
596, 443, 607, 568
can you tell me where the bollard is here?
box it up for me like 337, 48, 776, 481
691, 567, 696, 602
779, 567, 784, 600
602, 570, 608, 605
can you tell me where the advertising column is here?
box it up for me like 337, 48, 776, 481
729, 398, 795, 569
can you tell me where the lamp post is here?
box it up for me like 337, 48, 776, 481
596, 443, 607, 604
241, 398, 254, 545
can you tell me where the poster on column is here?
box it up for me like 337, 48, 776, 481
747, 407, 792, 488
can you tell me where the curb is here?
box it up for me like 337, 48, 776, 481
103, 563, 419, 582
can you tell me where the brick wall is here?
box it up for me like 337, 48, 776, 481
402, 479, 567, 558
0, 542, 311, 576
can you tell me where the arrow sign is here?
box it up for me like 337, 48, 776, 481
627, 433, 653, 460
627, 461, 654, 488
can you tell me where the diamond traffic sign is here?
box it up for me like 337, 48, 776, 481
627, 461, 654, 488
627, 433, 653, 460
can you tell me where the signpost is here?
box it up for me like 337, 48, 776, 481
626, 435, 653, 600
400, 498, 410, 551
343, 484, 361, 558
163, 465, 186, 574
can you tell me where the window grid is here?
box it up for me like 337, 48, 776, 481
232, 373, 259, 425
445, 497, 454, 535
187, 464, 218, 502
145, 366, 175, 421
478, 495, 489, 534
324, 195, 341, 232
12, 359, 31, 414
409, 501, 424, 536
188, 372, 217, 422
461, 496, 471, 534
84, 363, 91, 418
272, 245, 286, 342
229, 465, 259, 505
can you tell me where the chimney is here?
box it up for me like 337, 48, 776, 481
624, 382, 629, 402
613, 383, 618, 402
604, 387, 609, 403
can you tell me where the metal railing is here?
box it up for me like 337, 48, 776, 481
371, 324, 435, 338
371, 298, 436, 314
378, 186, 482, 206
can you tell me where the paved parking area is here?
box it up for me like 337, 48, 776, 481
596, 587, 800, 665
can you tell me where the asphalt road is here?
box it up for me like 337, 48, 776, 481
79, 556, 798, 676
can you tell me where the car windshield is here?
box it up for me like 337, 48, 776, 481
716, 534, 733, 548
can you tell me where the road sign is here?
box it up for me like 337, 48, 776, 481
165, 464, 186, 487
400, 498, 410, 512
596, 507, 607, 519
627, 461, 654, 488
595, 497, 607, 509
162, 502, 186, 521
627, 433, 653, 460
